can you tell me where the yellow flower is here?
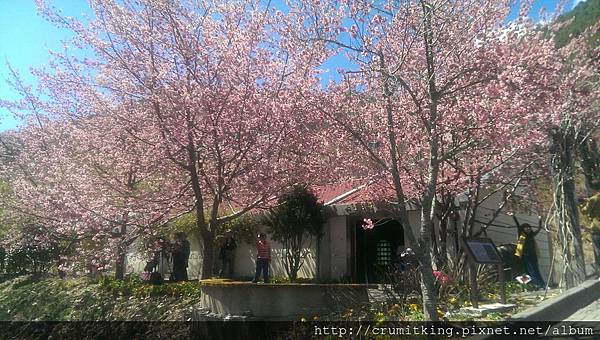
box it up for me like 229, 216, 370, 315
409, 303, 419, 312
313, 316, 319, 321
300, 317, 306, 322
449, 296, 458, 305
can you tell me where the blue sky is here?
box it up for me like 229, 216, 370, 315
0, 0, 585, 132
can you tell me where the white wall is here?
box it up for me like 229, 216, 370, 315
230, 225, 317, 279
125, 236, 203, 279
470, 190, 551, 282
126, 226, 319, 280
125, 192, 551, 283
325, 216, 349, 281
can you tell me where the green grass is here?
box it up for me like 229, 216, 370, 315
0, 275, 202, 321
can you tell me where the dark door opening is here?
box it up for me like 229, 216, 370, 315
355, 219, 404, 283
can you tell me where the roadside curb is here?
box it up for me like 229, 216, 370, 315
510, 278, 600, 321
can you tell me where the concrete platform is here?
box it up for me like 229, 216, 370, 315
199, 280, 376, 319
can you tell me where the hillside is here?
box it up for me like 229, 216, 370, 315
555, 0, 600, 47
0, 275, 201, 321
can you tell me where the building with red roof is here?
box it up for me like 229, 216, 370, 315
126, 181, 551, 285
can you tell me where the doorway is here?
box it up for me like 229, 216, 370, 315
354, 219, 404, 283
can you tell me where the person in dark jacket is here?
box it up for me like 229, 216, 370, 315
170, 232, 190, 282
218, 231, 237, 279
515, 223, 545, 289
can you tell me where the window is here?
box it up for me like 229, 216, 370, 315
376, 239, 392, 266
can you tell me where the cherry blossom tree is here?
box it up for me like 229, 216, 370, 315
545, 23, 600, 288
0, 0, 326, 278
0, 100, 183, 277
288, 0, 576, 319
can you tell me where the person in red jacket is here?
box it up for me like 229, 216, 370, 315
252, 233, 271, 283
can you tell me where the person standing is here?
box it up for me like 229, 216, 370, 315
252, 233, 271, 283
515, 223, 545, 289
170, 232, 190, 282
218, 231, 237, 278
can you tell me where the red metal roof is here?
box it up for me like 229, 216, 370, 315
312, 180, 395, 205
222, 181, 396, 217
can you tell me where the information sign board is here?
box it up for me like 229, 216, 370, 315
462, 237, 503, 264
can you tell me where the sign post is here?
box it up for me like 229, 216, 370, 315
498, 263, 507, 304
461, 237, 505, 308
469, 261, 479, 308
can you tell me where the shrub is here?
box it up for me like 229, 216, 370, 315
0, 275, 202, 321
264, 184, 325, 282
98, 275, 202, 298
5, 244, 60, 275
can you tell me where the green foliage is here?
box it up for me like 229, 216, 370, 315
555, 0, 600, 48
267, 276, 315, 284
265, 184, 325, 281
266, 185, 326, 241
0, 181, 18, 270
4, 244, 60, 275
166, 212, 197, 235
165, 211, 258, 244
0, 275, 201, 321
482, 281, 537, 297
0, 214, 73, 276
97, 275, 202, 298
216, 214, 259, 245
581, 194, 600, 232
582, 193, 600, 219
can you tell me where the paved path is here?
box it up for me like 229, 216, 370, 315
565, 296, 600, 321
565, 271, 600, 321
544, 288, 600, 339
540, 299, 600, 340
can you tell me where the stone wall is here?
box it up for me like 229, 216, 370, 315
199, 280, 374, 319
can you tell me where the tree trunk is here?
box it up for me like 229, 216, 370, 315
284, 240, 295, 281
550, 128, 586, 288
438, 215, 448, 269
579, 138, 600, 194
285, 235, 303, 282
420, 194, 440, 320
290, 255, 299, 282
200, 229, 215, 279
430, 220, 439, 269
417, 246, 439, 319
115, 243, 126, 280
434, 197, 451, 269
419, 0, 442, 319
378, 31, 439, 319
114, 222, 127, 280
187, 134, 212, 279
